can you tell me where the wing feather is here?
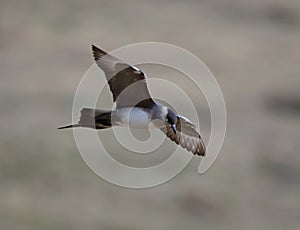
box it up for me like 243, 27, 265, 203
91, 45, 155, 108
160, 116, 206, 156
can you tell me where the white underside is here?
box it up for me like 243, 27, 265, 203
112, 108, 153, 128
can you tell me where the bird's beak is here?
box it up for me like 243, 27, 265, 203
171, 124, 176, 134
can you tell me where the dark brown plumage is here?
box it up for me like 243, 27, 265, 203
160, 116, 206, 156
92, 45, 155, 109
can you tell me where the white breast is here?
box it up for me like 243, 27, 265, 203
112, 108, 151, 128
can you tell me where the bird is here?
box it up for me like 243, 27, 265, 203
59, 45, 206, 156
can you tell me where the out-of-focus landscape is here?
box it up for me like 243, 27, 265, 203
1, 0, 300, 229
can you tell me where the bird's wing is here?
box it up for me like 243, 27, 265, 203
92, 45, 155, 108
160, 115, 206, 156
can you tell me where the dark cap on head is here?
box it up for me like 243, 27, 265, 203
166, 109, 177, 133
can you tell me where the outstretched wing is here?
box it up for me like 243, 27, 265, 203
160, 116, 206, 156
92, 45, 155, 108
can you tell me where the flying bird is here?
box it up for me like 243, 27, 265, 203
59, 45, 206, 156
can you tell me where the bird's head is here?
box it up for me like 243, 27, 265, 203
165, 108, 177, 134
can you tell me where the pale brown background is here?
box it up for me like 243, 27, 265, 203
1, 0, 300, 229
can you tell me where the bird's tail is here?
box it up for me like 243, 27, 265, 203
58, 124, 81, 129
58, 108, 112, 129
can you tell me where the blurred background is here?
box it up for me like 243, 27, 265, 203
1, 0, 300, 229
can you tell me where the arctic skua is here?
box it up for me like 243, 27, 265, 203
59, 45, 206, 156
